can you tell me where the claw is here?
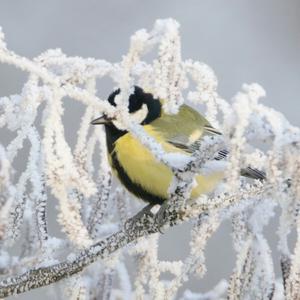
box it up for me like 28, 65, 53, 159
124, 202, 173, 234
155, 202, 169, 233
124, 203, 156, 231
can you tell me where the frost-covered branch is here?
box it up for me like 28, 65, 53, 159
0, 182, 267, 297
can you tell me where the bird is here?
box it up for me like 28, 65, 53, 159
91, 86, 265, 208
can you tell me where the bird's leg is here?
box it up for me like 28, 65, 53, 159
155, 199, 188, 233
124, 201, 185, 234
134, 203, 156, 219
155, 201, 169, 233
124, 203, 156, 231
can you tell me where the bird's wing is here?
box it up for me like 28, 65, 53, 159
151, 104, 221, 149
150, 103, 266, 180
167, 141, 266, 180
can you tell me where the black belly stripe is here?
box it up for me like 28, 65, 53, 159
111, 151, 166, 205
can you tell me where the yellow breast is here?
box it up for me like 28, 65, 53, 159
113, 125, 223, 200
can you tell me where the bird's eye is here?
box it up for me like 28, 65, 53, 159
131, 104, 148, 124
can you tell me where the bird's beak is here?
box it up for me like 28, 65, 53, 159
90, 115, 112, 125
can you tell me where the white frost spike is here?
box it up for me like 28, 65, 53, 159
0, 145, 9, 192
153, 19, 185, 114
0, 27, 6, 50
0, 145, 14, 243
185, 60, 219, 126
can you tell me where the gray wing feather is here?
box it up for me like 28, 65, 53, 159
215, 149, 266, 180
167, 142, 266, 181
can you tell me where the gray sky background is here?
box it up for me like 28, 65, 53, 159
0, 1, 299, 299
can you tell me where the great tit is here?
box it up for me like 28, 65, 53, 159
91, 86, 265, 205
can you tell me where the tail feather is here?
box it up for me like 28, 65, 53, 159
215, 149, 266, 181
240, 167, 266, 181
167, 142, 266, 181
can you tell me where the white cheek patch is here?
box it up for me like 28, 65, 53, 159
112, 119, 127, 130
131, 104, 148, 124
112, 104, 149, 129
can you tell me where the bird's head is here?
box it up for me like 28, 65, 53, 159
91, 86, 162, 128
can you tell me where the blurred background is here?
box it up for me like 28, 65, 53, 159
0, 0, 299, 299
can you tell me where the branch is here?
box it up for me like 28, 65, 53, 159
0, 182, 267, 297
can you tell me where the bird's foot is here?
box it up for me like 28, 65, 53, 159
124, 202, 184, 234
154, 202, 171, 233
135, 203, 156, 219
155, 201, 187, 233
124, 203, 156, 231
